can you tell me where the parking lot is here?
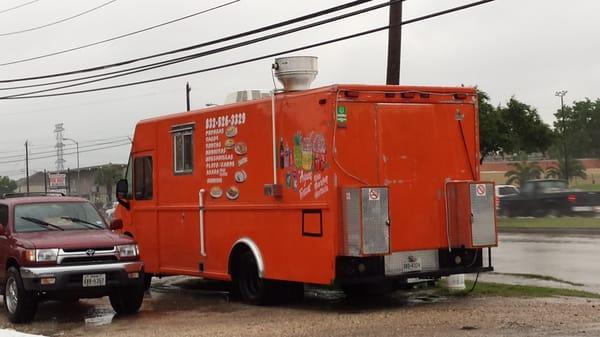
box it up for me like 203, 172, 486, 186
0, 276, 599, 337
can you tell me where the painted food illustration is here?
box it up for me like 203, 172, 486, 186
301, 135, 313, 171
226, 186, 240, 200
293, 132, 302, 168
224, 139, 235, 150
209, 186, 223, 199
234, 170, 247, 183
225, 125, 238, 138
234, 142, 247, 155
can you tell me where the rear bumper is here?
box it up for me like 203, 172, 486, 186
20, 261, 144, 298
335, 248, 492, 286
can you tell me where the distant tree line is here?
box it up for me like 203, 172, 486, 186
479, 90, 600, 184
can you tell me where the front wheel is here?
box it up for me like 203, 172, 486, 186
3, 267, 37, 323
109, 282, 145, 315
234, 250, 269, 305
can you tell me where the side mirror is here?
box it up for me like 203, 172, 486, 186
110, 218, 123, 231
116, 179, 130, 210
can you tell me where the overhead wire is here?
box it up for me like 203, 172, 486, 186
1, 0, 496, 100
0, 0, 399, 95
0, 0, 372, 82
0, 0, 240, 67
0, 142, 131, 164
0, 0, 117, 37
0, 0, 41, 15
0, 138, 132, 160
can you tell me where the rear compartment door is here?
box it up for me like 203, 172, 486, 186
375, 103, 477, 251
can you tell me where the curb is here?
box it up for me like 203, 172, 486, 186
499, 227, 600, 235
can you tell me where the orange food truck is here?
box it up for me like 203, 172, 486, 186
113, 57, 497, 303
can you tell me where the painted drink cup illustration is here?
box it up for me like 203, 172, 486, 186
301, 136, 313, 171
293, 132, 302, 168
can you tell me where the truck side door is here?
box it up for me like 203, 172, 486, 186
131, 153, 160, 272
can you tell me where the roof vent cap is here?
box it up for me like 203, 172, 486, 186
273, 56, 318, 91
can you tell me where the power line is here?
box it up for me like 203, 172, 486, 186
0, 0, 41, 15
1, 0, 497, 100
0, 138, 132, 160
0, 0, 117, 37
0, 136, 131, 154
0, 142, 131, 164
0, 0, 240, 67
0, 0, 372, 83
0, 0, 394, 95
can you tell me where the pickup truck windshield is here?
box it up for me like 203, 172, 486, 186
14, 202, 107, 232
537, 180, 568, 193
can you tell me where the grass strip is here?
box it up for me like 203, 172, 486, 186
440, 281, 600, 299
498, 216, 600, 229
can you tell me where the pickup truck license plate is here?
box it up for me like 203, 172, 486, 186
402, 259, 422, 273
82, 274, 106, 287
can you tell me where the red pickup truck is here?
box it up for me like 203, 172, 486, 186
0, 193, 145, 323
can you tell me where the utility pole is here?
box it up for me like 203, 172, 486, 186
25, 140, 30, 193
555, 90, 568, 185
386, 0, 404, 85
186, 82, 192, 111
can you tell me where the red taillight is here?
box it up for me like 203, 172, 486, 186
495, 196, 500, 209
401, 92, 416, 99
568, 194, 577, 203
454, 93, 467, 100
344, 91, 360, 98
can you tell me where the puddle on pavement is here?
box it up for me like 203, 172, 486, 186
2, 276, 451, 337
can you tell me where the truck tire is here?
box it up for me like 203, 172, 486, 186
109, 283, 145, 315
3, 267, 37, 323
234, 250, 271, 305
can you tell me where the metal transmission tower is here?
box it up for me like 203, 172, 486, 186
54, 123, 66, 171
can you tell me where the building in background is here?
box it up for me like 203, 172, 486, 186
15, 163, 126, 208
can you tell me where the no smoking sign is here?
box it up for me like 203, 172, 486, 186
475, 184, 487, 197
368, 189, 380, 201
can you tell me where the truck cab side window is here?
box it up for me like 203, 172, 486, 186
134, 156, 153, 200
171, 123, 195, 174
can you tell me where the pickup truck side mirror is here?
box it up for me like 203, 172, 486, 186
116, 179, 130, 210
110, 218, 123, 231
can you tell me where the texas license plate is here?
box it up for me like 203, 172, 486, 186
402, 259, 422, 273
82, 274, 106, 287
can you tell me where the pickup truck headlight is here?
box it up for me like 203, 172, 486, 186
25, 249, 59, 262
117, 244, 138, 258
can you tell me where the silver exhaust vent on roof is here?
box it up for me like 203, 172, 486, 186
273, 56, 318, 91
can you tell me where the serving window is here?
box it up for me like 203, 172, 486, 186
171, 123, 195, 174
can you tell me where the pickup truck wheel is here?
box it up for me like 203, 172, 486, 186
109, 283, 145, 315
3, 267, 37, 323
234, 250, 270, 305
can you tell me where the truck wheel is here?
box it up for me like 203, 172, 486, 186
3, 267, 37, 323
234, 250, 270, 305
109, 283, 145, 315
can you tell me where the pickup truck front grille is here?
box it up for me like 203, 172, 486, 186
60, 256, 118, 265
57, 247, 118, 265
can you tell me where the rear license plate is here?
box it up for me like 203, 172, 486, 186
402, 259, 422, 273
82, 274, 106, 287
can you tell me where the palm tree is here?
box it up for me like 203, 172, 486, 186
544, 158, 587, 182
94, 164, 124, 202
504, 154, 542, 187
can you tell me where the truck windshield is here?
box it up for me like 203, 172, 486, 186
14, 202, 107, 232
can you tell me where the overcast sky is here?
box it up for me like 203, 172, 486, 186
1, 0, 598, 179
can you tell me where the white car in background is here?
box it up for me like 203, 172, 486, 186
495, 184, 519, 211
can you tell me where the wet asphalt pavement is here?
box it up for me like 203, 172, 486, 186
2, 231, 600, 336
491, 232, 600, 291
